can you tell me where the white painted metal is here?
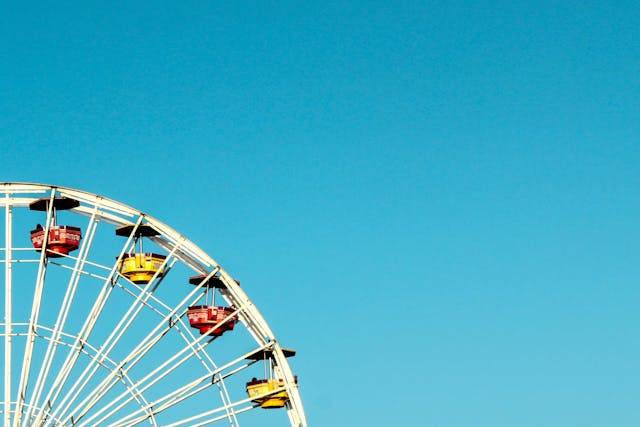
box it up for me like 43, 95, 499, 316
22, 206, 100, 426
0, 322, 156, 422
107, 346, 269, 427
106, 346, 269, 427
34, 215, 145, 427
4, 193, 13, 426
61, 268, 219, 423
53, 246, 181, 424
0, 183, 307, 426
13, 189, 56, 427
75, 307, 245, 427
163, 387, 287, 427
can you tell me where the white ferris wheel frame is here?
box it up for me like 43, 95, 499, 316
0, 182, 307, 427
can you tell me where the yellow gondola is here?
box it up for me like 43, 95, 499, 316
246, 378, 290, 408
118, 253, 165, 284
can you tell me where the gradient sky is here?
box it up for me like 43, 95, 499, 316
1, 1, 639, 426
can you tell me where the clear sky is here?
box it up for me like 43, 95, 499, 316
1, 1, 639, 426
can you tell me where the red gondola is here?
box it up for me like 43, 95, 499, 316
30, 225, 82, 257
29, 197, 83, 258
187, 305, 237, 336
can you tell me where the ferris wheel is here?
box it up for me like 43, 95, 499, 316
0, 183, 306, 427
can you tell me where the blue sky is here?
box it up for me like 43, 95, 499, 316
1, 1, 639, 425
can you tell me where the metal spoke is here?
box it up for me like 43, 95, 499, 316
61, 268, 218, 424
1, 322, 156, 424
22, 205, 100, 425
32, 214, 144, 426
4, 193, 13, 426
69, 305, 243, 426
13, 189, 56, 427
53, 241, 183, 424
163, 389, 285, 427
183, 405, 255, 427
106, 346, 267, 427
